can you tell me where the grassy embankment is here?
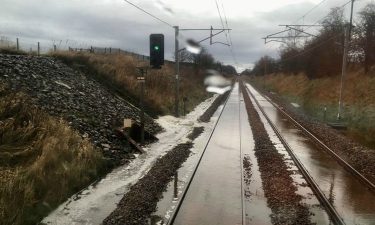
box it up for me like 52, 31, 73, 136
248, 70, 375, 149
0, 84, 106, 225
51, 51, 211, 117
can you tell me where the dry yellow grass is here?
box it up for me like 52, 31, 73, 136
249, 71, 375, 148
0, 83, 106, 225
261, 71, 375, 106
52, 51, 210, 116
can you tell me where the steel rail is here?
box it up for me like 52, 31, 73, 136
239, 86, 246, 225
256, 87, 375, 193
166, 89, 232, 225
243, 83, 346, 225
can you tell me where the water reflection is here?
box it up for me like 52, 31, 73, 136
328, 174, 335, 205
251, 85, 375, 225
173, 172, 178, 200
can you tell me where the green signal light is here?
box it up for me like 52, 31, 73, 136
154, 46, 160, 50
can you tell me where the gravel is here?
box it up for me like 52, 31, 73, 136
0, 54, 162, 167
241, 82, 314, 225
102, 90, 222, 225
198, 91, 229, 122
102, 127, 205, 225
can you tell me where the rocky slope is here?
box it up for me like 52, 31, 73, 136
0, 54, 162, 167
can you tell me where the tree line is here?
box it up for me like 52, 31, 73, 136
247, 3, 375, 79
177, 48, 237, 75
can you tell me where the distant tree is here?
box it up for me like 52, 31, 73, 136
279, 45, 303, 74
179, 49, 195, 63
357, 3, 375, 73
193, 48, 215, 69
251, 55, 278, 76
276, 7, 345, 79
240, 69, 252, 76
213, 62, 237, 75
306, 7, 345, 78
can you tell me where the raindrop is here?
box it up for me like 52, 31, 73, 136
204, 70, 232, 94
206, 86, 231, 94
155, 0, 174, 15
186, 39, 202, 54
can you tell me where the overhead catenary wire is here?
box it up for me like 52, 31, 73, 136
265, 0, 353, 47
215, 0, 230, 45
279, 32, 343, 62
303, 0, 353, 32
292, 0, 329, 24
123, 0, 174, 28
220, 0, 233, 46
216, 0, 239, 67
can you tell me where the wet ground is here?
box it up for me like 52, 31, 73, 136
172, 83, 244, 225
155, 83, 275, 225
247, 84, 375, 225
41, 96, 219, 225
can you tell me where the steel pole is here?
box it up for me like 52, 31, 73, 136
140, 70, 145, 145
337, 25, 349, 120
174, 26, 180, 117
348, 0, 355, 39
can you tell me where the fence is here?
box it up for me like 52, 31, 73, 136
0, 35, 150, 61
68, 46, 150, 61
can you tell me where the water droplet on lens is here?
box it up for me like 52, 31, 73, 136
155, 0, 174, 15
204, 70, 232, 94
186, 39, 202, 54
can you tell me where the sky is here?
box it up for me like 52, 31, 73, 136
0, 0, 373, 72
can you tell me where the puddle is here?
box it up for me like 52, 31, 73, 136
247, 83, 375, 225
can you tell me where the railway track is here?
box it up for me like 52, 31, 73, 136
252, 87, 375, 193
166, 85, 233, 225
243, 82, 345, 225
163, 81, 374, 225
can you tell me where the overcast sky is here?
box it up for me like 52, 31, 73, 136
0, 0, 373, 72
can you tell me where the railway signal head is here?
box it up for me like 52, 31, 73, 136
150, 34, 164, 69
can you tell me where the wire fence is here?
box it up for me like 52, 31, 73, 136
0, 35, 150, 61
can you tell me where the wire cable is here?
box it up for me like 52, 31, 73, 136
215, 0, 230, 46
303, 0, 352, 32
292, 0, 329, 24
216, 0, 239, 66
221, 0, 233, 46
123, 0, 174, 28
279, 32, 342, 62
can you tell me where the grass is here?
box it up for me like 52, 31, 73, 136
0, 45, 28, 55
0, 83, 107, 225
247, 70, 375, 149
51, 51, 211, 117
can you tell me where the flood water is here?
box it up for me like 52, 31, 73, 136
172, 83, 243, 225
153, 84, 273, 225
247, 84, 375, 225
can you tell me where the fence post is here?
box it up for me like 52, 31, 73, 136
90, 46, 93, 53
104, 48, 106, 54
37, 42, 40, 56
118, 48, 120, 54
54, 45, 57, 52
109, 47, 112, 54
16, 38, 19, 51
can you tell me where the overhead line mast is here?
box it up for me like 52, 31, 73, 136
123, 0, 231, 117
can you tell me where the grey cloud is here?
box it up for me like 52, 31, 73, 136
1, 0, 354, 71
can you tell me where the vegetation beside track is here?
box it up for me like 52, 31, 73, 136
51, 51, 212, 117
0, 84, 107, 225
247, 72, 375, 149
